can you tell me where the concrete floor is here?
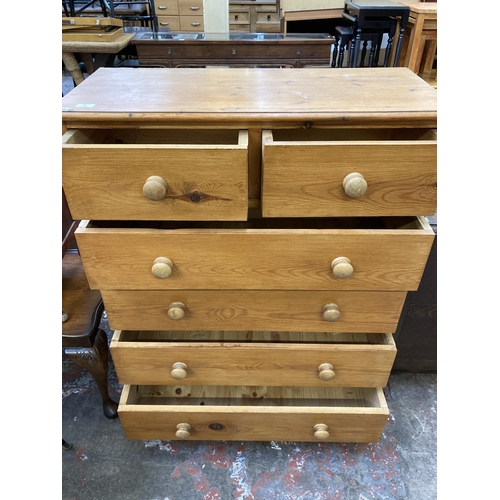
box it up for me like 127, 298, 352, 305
62, 313, 437, 500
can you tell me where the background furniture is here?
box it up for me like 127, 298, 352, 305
229, 1, 280, 33
155, 0, 204, 32
62, 192, 118, 419
398, 1, 437, 87
131, 31, 334, 68
62, 66, 436, 442
278, 0, 344, 33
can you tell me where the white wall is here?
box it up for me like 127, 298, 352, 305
203, 0, 229, 33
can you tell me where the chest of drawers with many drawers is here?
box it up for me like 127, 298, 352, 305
62, 67, 437, 442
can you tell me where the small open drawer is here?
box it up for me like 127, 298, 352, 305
262, 128, 437, 217
62, 128, 248, 221
118, 385, 389, 442
110, 330, 397, 387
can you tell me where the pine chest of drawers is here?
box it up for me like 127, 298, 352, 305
62, 67, 437, 442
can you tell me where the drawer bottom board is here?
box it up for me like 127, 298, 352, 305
118, 385, 389, 442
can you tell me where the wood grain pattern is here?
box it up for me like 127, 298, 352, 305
102, 289, 406, 332
75, 217, 434, 291
262, 129, 437, 217
110, 329, 396, 386
63, 129, 248, 221
118, 385, 388, 441
61, 68, 437, 129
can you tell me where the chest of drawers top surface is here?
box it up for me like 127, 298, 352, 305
61, 67, 437, 127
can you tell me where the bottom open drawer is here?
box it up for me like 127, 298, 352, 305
118, 385, 389, 442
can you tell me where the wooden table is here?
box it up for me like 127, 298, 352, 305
131, 31, 334, 68
62, 32, 135, 85
398, 2, 437, 83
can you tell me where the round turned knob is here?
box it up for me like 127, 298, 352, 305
151, 257, 173, 279
171, 362, 188, 380
318, 363, 336, 381
322, 303, 340, 322
313, 423, 330, 440
175, 423, 191, 439
62, 310, 68, 323
143, 175, 168, 201
168, 301, 186, 320
331, 257, 353, 279
343, 172, 367, 198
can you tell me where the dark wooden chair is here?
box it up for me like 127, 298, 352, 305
62, 190, 118, 419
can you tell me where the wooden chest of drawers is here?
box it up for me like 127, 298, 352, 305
155, 0, 204, 31
62, 67, 436, 442
229, 1, 280, 33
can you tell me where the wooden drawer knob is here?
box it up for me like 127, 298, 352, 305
62, 310, 68, 323
171, 362, 188, 380
168, 301, 186, 320
343, 172, 367, 198
152, 257, 173, 279
318, 363, 335, 381
143, 175, 168, 201
175, 423, 191, 439
322, 303, 340, 322
313, 423, 330, 440
331, 257, 353, 279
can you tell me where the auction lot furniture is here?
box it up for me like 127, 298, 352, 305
278, 0, 345, 33
131, 31, 334, 67
229, 1, 280, 33
62, 67, 436, 442
398, 2, 437, 86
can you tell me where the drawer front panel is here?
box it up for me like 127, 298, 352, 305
157, 16, 181, 30
76, 218, 435, 291
179, 16, 204, 31
62, 129, 248, 221
178, 0, 203, 16
103, 290, 406, 333
155, 1, 178, 15
118, 385, 389, 442
262, 129, 437, 217
110, 330, 397, 386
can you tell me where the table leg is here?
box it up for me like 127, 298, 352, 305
62, 52, 85, 86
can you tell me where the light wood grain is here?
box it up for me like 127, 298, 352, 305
262, 129, 437, 217
61, 68, 437, 129
102, 289, 406, 332
76, 217, 434, 291
110, 328, 396, 387
63, 129, 248, 221
118, 385, 388, 441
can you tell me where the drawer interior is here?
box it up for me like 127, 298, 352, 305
115, 330, 395, 345
87, 213, 429, 230
122, 385, 386, 408
63, 128, 246, 146
266, 128, 436, 143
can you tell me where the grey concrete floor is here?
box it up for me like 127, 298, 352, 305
62, 314, 437, 500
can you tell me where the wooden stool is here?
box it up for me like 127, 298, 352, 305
332, 26, 353, 68
62, 251, 118, 419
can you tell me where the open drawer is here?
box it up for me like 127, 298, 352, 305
262, 128, 437, 217
76, 215, 435, 291
110, 330, 397, 387
118, 385, 390, 442
62, 128, 248, 221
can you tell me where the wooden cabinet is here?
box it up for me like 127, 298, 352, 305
61, 67, 437, 442
229, 1, 280, 33
155, 0, 203, 31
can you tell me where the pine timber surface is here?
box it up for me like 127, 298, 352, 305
61, 67, 437, 129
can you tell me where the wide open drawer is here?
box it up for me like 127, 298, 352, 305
76, 215, 435, 291
118, 385, 389, 442
103, 290, 406, 333
111, 330, 396, 387
62, 128, 248, 221
262, 128, 437, 217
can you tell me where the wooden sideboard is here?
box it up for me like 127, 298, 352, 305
229, 1, 280, 33
62, 67, 436, 442
131, 32, 334, 67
